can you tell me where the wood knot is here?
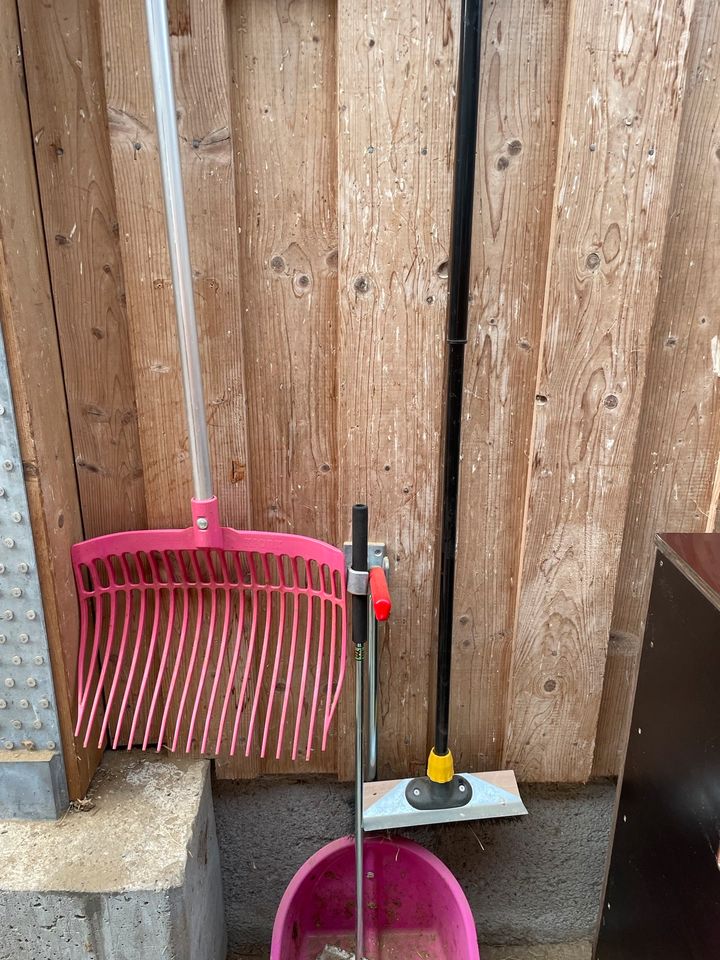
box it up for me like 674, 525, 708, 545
543, 679, 556, 692
604, 394, 618, 409
436, 260, 449, 279
270, 255, 285, 272
354, 275, 370, 294
586, 252, 601, 270
507, 139, 522, 155
496, 155, 510, 171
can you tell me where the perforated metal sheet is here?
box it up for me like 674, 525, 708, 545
0, 324, 66, 817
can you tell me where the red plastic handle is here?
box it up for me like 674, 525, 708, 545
369, 566, 391, 621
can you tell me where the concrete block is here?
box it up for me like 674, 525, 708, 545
0, 752, 226, 960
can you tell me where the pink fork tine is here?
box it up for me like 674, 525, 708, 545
201, 553, 232, 754
245, 554, 275, 757
322, 599, 339, 750
276, 557, 300, 759
88, 593, 117, 746
323, 590, 348, 747
127, 553, 164, 746
261, 558, 288, 757
85, 588, 117, 746
214, 556, 247, 754
291, 588, 314, 761
143, 553, 177, 750
322, 572, 338, 749
74, 585, 90, 738
172, 551, 205, 752
99, 554, 135, 744
229, 554, 260, 756
305, 585, 327, 760
112, 586, 147, 749
77, 562, 106, 744
157, 581, 189, 750
98, 591, 134, 747
186, 554, 220, 752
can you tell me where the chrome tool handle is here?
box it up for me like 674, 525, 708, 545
145, 0, 213, 502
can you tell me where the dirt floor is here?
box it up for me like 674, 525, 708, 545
228, 942, 593, 959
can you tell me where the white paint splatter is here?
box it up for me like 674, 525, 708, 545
711, 335, 720, 377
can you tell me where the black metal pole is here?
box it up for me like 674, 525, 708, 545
352, 504, 369, 649
434, 0, 483, 757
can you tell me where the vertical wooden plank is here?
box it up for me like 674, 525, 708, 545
99, 0, 250, 530
451, 0, 568, 773
0, 4, 101, 798
504, 0, 694, 782
337, 0, 458, 779
17, 0, 146, 540
218, 0, 339, 778
99, 0, 254, 761
594, 0, 720, 776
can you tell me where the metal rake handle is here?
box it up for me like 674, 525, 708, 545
145, 0, 213, 503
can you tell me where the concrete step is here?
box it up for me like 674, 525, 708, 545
0, 752, 226, 960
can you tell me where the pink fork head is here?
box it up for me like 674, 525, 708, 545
73, 498, 347, 761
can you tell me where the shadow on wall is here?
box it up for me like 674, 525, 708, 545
212, 777, 615, 951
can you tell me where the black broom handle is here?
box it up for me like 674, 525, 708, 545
435, 0, 483, 757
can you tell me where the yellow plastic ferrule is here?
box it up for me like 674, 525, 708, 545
427, 748, 454, 783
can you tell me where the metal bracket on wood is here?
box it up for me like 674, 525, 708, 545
0, 324, 68, 820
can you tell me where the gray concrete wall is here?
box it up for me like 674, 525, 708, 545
214, 777, 615, 952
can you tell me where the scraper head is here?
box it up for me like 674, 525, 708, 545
362, 769, 527, 831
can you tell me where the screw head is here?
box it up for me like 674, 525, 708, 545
33, 656, 43, 666
3, 538, 14, 549
11, 656, 21, 665
2, 610, 12, 621
3, 460, 13, 472
19, 699, 28, 708
32, 719, 42, 729
18, 633, 28, 643
26, 610, 37, 621
0, 488, 5, 497
4, 678, 14, 688
38, 698, 49, 708
0, 564, 5, 574
0, 405, 5, 416
10, 587, 22, 597
4, 741, 14, 750
196, 517, 209, 531
0, 699, 6, 709
11, 720, 21, 729
0, 635, 5, 644
459, 784, 466, 792
413, 788, 421, 797
46, 741, 56, 750
16, 562, 28, 574
26, 677, 37, 688
11, 512, 21, 523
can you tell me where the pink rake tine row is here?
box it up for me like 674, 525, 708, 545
73, 498, 347, 762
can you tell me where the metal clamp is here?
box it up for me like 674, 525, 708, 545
346, 568, 369, 596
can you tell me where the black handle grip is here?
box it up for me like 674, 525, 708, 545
351, 504, 368, 647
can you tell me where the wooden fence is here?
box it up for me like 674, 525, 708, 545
1, 0, 718, 795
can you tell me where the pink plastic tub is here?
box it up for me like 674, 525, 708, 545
271, 836, 480, 959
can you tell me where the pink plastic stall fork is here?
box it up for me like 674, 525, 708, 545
73, 0, 347, 759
